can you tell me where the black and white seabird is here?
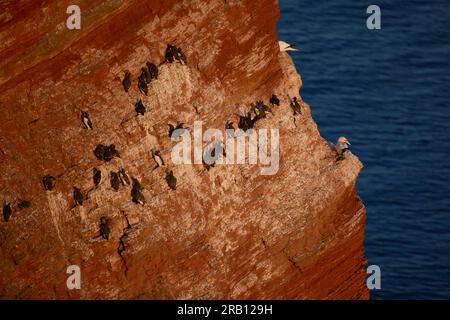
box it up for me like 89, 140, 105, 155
165, 44, 177, 63
103, 144, 121, 161
110, 171, 120, 191
248, 104, 259, 123
94, 144, 106, 160
93, 168, 101, 186
141, 67, 152, 84
175, 47, 187, 65
43, 175, 56, 191
279, 41, 299, 52
2, 201, 11, 222
81, 111, 93, 130
131, 178, 145, 205
99, 217, 110, 240
105, 144, 120, 161
288, 95, 302, 115
131, 177, 142, 191
335, 137, 351, 160
165, 170, 177, 190
135, 99, 146, 116
73, 187, 84, 206
95, 144, 120, 162
270, 94, 280, 106
118, 167, 130, 186
131, 189, 145, 206
146, 62, 158, 79
18, 199, 31, 210
137, 73, 148, 96
250, 100, 271, 123
122, 71, 131, 92
165, 44, 187, 65
258, 100, 272, 114
151, 148, 165, 168
238, 113, 254, 131
109, 144, 120, 160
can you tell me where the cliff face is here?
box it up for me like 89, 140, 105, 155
0, 0, 368, 299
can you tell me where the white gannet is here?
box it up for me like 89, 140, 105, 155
279, 40, 299, 52
81, 111, 93, 129
335, 137, 351, 160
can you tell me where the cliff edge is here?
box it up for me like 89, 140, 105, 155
0, 0, 368, 299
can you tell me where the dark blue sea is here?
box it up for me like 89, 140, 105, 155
278, 0, 450, 299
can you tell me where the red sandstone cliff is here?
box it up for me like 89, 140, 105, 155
0, 0, 368, 299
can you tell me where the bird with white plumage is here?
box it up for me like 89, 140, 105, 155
335, 136, 351, 160
279, 40, 299, 52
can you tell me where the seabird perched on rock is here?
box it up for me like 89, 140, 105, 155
94, 144, 120, 162
248, 104, 259, 122
104, 144, 121, 161
81, 111, 93, 130
18, 200, 31, 210
42, 175, 56, 191
118, 167, 130, 186
165, 44, 176, 63
237, 113, 254, 131
110, 171, 120, 191
131, 177, 142, 191
73, 187, 84, 206
335, 137, 351, 160
270, 94, 280, 106
174, 47, 187, 65
122, 71, 131, 92
255, 100, 271, 112
165, 44, 187, 65
137, 73, 148, 95
94, 144, 106, 160
151, 148, 165, 168
250, 100, 271, 122
141, 66, 152, 84
279, 40, 299, 52
165, 170, 177, 190
135, 99, 146, 116
2, 201, 11, 222
146, 62, 158, 79
131, 189, 145, 206
288, 95, 302, 115
99, 217, 110, 240
93, 168, 101, 186
131, 178, 145, 205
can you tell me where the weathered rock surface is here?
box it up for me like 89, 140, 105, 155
0, 0, 368, 299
